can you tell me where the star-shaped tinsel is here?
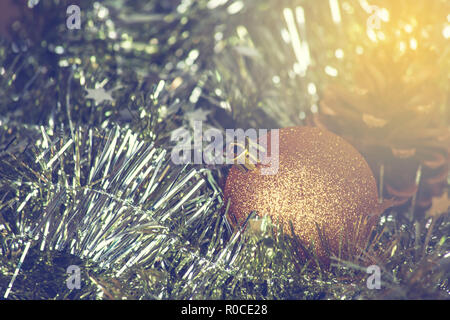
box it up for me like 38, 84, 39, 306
85, 87, 115, 105
185, 108, 211, 129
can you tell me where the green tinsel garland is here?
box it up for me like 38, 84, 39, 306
0, 0, 448, 300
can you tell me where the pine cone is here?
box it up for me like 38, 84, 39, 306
312, 44, 449, 215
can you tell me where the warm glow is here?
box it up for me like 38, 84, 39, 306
283, 7, 310, 74
329, 0, 342, 24
444, 25, 450, 39
410, 38, 418, 50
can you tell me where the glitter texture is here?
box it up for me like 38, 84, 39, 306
224, 127, 381, 264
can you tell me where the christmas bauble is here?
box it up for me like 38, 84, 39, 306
224, 126, 382, 265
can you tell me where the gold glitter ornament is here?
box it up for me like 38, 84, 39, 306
224, 126, 383, 266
